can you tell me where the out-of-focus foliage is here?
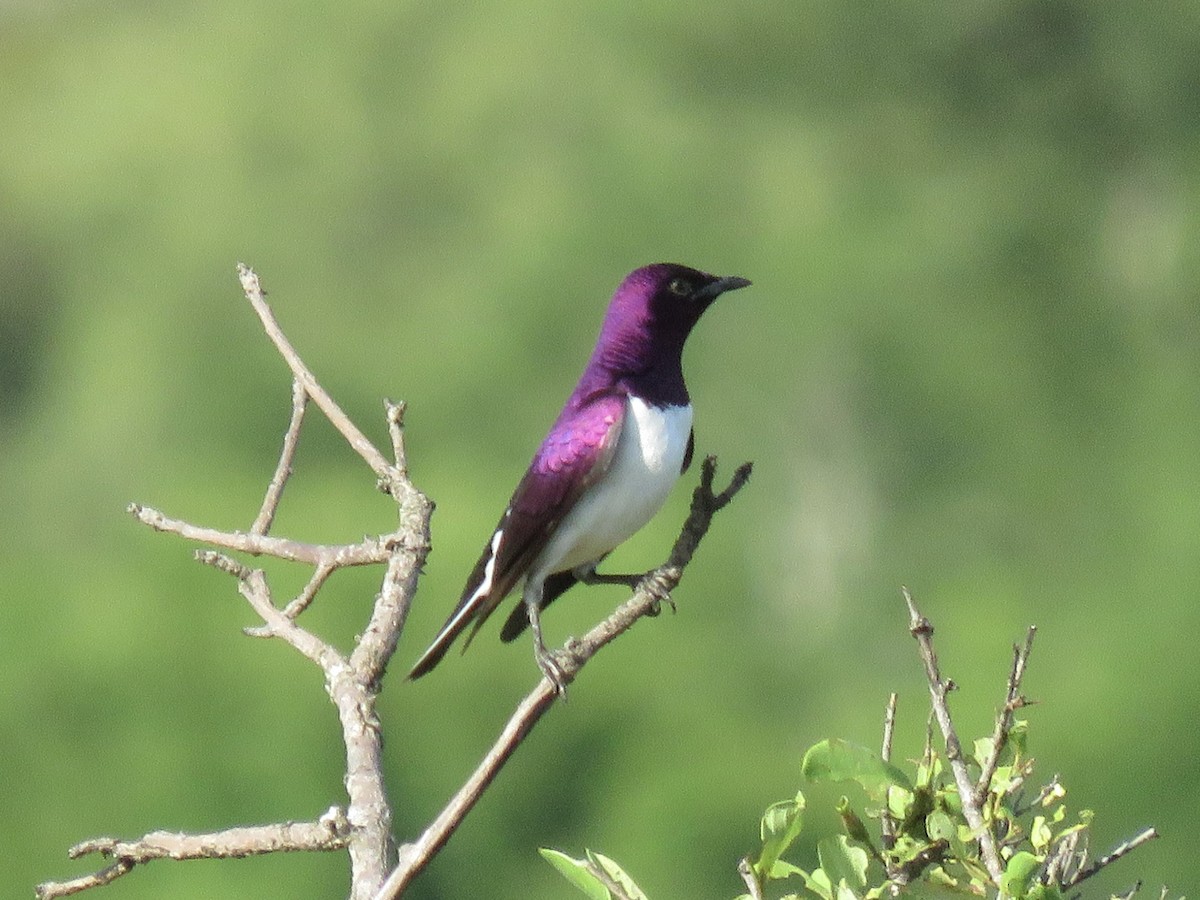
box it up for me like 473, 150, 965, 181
2, 1, 1196, 897
548, 724, 1162, 899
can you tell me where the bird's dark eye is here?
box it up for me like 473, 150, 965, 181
667, 277, 693, 297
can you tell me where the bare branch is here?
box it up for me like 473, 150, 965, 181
375, 457, 752, 899
35, 859, 133, 900
199, 509, 399, 899
737, 857, 765, 900
974, 626, 1037, 805
352, 403, 432, 688
48, 266, 432, 899
252, 377, 309, 534
902, 588, 1005, 884
880, 692, 899, 854
1064, 828, 1160, 888
281, 561, 336, 619
130, 502, 393, 566
237, 263, 397, 484
352, 540, 425, 689
36, 812, 350, 899
385, 399, 409, 476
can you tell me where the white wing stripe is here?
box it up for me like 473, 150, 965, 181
437, 521, 505, 638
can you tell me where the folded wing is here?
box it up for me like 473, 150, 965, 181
407, 391, 627, 678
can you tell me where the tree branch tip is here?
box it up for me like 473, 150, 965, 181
900, 585, 927, 626
236, 262, 263, 294
737, 856, 764, 900
714, 460, 753, 506
68, 837, 113, 859
692, 455, 752, 509
126, 502, 159, 526
194, 549, 252, 580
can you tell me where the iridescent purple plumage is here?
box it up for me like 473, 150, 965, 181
408, 263, 750, 688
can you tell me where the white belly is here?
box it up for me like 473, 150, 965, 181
532, 398, 692, 577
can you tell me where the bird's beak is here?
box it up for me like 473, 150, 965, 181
695, 275, 752, 303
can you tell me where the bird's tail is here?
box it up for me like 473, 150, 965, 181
407, 621, 463, 679
408, 527, 515, 679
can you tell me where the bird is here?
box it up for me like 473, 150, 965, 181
407, 263, 751, 689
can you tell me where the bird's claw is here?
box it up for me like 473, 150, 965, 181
647, 593, 676, 617
535, 646, 570, 698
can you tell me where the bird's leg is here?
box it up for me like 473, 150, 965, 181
524, 581, 568, 694
572, 562, 641, 589
571, 563, 675, 616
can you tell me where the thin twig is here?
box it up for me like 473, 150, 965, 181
237, 263, 396, 484
35, 812, 350, 899
280, 561, 336, 620
880, 692, 899, 853
1064, 828, 1160, 888
34, 859, 133, 899
974, 626, 1037, 805
737, 857, 765, 900
130, 503, 393, 566
375, 457, 752, 899
252, 377, 309, 534
385, 399, 409, 478
902, 588, 1005, 885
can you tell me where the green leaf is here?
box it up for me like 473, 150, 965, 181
925, 809, 956, 842
1000, 850, 1042, 898
817, 835, 869, 890
801, 739, 914, 800
539, 849, 611, 900
988, 764, 1016, 794
754, 793, 807, 878
1030, 815, 1053, 851
973, 737, 994, 766
771, 859, 807, 879
799, 867, 834, 900
899, 878, 981, 898
587, 851, 649, 900
887, 785, 914, 819
1040, 782, 1066, 807
1008, 720, 1029, 754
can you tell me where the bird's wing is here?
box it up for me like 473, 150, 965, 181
407, 390, 627, 678
499, 426, 693, 643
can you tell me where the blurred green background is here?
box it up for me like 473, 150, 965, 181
3, 1, 1197, 897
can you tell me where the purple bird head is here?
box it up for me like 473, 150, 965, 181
579, 263, 751, 406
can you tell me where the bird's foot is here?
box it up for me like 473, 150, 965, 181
574, 564, 645, 590
535, 644, 570, 697
528, 601, 570, 696
646, 593, 676, 617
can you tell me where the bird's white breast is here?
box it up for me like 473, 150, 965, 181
533, 397, 693, 577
